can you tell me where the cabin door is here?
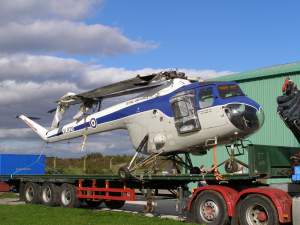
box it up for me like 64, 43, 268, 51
170, 90, 201, 134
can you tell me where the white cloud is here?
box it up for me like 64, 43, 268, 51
0, 0, 102, 23
0, 54, 84, 81
0, 129, 132, 157
0, 80, 79, 105
80, 66, 232, 88
0, 0, 155, 56
0, 128, 34, 138
0, 21, 155, 56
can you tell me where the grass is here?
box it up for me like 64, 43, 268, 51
0, 192, 18, 199
0, 204, 196, 225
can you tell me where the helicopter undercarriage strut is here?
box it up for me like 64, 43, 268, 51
118, 135, 159, 179
118, 135, 184, 179
118, 135, 204, 179
205, 140, 250, 176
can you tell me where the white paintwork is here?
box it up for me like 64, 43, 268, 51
18, 115, 48, 141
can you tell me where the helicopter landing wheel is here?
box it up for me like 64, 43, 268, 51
224, 160, 239, 173
118, 166, 131, 180
190, 167, 201, 174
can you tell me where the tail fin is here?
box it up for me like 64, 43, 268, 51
18, 115, 48, 141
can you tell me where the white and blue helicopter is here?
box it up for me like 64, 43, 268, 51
19, 71, 264, 177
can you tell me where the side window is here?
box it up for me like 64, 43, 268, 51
199, 87, 214, 108
172, 101, 189, 119
218, 84, 244, 98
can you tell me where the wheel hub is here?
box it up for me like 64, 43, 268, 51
42, 186, 52, 202
246, 204, 268, 225
25, 186, 34, 201
257, 211, 267, 222
61, 190, 72, 205
200, 200, 219, 222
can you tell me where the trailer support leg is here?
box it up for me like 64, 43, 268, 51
144, 188, 155, 213
177, 185, 189, 220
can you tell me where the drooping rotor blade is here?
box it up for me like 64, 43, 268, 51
48, 108, 57, 114
55, 71, 186, 106
16, 115, 40, 120
77, 74, 159, 99
79, 79, 166, 99
28, 116, 41, 120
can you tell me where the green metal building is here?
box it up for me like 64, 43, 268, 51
192, 61, 300, 170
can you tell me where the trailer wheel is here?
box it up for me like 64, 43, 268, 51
41, 183, 59, 206
238, 194, 278, 225
104, 200, 125, 209
104, 192, 125, 209
23, 182, 41, 204
59, 183, 80, 208
19, 182, 25, 201
85, 200, 103, 208
192, 190, 229, 225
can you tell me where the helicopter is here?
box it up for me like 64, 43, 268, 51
19, 71, 264, 178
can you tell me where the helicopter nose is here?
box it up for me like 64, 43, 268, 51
224, 103, 264, 132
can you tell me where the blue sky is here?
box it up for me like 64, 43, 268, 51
88, 1, 300, 71
0, 0, 300, 157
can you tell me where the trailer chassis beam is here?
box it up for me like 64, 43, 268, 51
76, 180, 136, 201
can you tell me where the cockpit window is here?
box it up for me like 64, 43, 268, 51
199, 87, 214, 108
218, 84, 244, 98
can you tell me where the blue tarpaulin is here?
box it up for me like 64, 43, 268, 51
0, 154, 45, 175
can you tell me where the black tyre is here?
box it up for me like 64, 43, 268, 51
238, 194, 279, 225
19, 182, 25, 201
23, 182, 41, 204
41, 183, 59, 206
118, 166, 131, 180
59, 183, 80, 208
230, 201, 241, 225
104, 199, 125, 209
104, 191, 125, 209
230, 215, 240, 225
85, 200, 103, 208
224, 160, 239, 173
190, 167, 201, 174
192, 190, 229, 225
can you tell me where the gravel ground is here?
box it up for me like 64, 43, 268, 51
0, 198, 24, 205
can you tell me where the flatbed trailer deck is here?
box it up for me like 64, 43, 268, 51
1, 144, 300, 225
0, 173, 256, 186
